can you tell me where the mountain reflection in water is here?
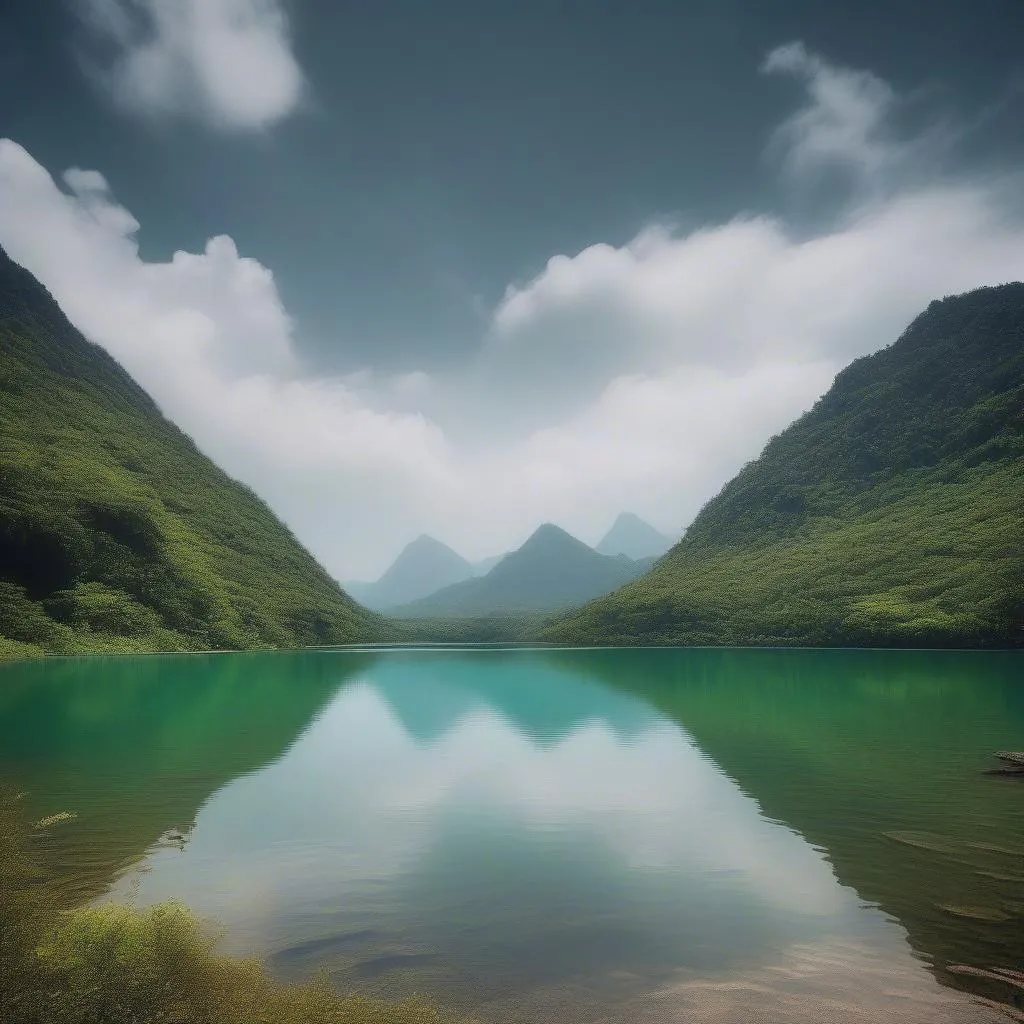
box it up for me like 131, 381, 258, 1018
0, 647, 1020, 1023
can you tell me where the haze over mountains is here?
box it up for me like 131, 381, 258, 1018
596, 513, 673, 560
344, 535, 475, 611
348, 514, 666, 612
472, 553, 508, 576
393, 523, 653, 618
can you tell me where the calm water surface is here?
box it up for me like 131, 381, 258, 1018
1, 647, 1022, 1023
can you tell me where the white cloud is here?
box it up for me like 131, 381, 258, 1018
762, 40, 900, 181
76, 0, 305, 130
1, 44, 1024, 580
476, 183, 1022, 445
760, 39, 961, 201
111, 678, 851, 940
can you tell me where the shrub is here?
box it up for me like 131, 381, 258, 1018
0, 786, 454, 1024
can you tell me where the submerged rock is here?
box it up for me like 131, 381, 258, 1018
938, 904, 1012, 923
985, 752, 1024, 778
881, 830, 961, 855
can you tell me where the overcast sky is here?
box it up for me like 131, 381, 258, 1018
1, 1, 1023, 579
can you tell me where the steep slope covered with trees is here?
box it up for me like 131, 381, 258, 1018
0, 247, 383, 656
544, 284, 1024, 647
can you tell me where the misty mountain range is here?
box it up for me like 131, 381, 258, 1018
344, 514, 673, 614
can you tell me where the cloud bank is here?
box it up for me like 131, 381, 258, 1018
76, 0, 305, 130
2, 43, 1023, 579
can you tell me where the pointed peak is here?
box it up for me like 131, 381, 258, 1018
596, 512, 672, 560
389, 533, 468, 565
524, 522, 580, 544
367, 531, 475, 604
613, 511, 645, 526
531, 521, 571, 538
395, 533, 467, 558
515, 522, 593, 555
408, 533, 444, 548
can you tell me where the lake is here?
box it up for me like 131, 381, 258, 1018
1, 647, 1022, 1023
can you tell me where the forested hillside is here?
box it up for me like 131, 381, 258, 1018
0, 247, 383, 657
544, 284, 1024, 647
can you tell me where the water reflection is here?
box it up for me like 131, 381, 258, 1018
566, 647, 1024, 1000
0, 650, 369, 902
1, 647, 1019, 1022
86, 652, 1004, 1021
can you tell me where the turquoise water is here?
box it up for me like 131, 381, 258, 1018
1, 647, 1022, 1023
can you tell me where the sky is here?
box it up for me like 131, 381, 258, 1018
1, 0, 1023, 580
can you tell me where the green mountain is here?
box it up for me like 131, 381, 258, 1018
544, 284, 1024, 647
596, 512, 673, 560
393, 523, 649, 618
0, 246, 383, 657
344, 533, 475, 610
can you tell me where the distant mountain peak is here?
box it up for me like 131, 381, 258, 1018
612, 512, 649, 528
347, 533, 474, 610
407, 533, 451, 551
596, 512, 672, 560
527, 522, 573, 540
379, 534, 471, 581
393, 520, 649, 618
519, 523, 594, 554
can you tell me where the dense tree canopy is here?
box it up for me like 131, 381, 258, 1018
0, 247, 383, 657
544, 284, 1024, 648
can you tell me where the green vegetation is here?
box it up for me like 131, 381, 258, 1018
387, 613, 549, 643
0, 651, 375, 907
0, 247, 383, 656
0, 786, 450, 1024
544, 284, 1024, 647
557, 647, 1024, 1009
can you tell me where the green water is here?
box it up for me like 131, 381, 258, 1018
1, 648, 1022, 1023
